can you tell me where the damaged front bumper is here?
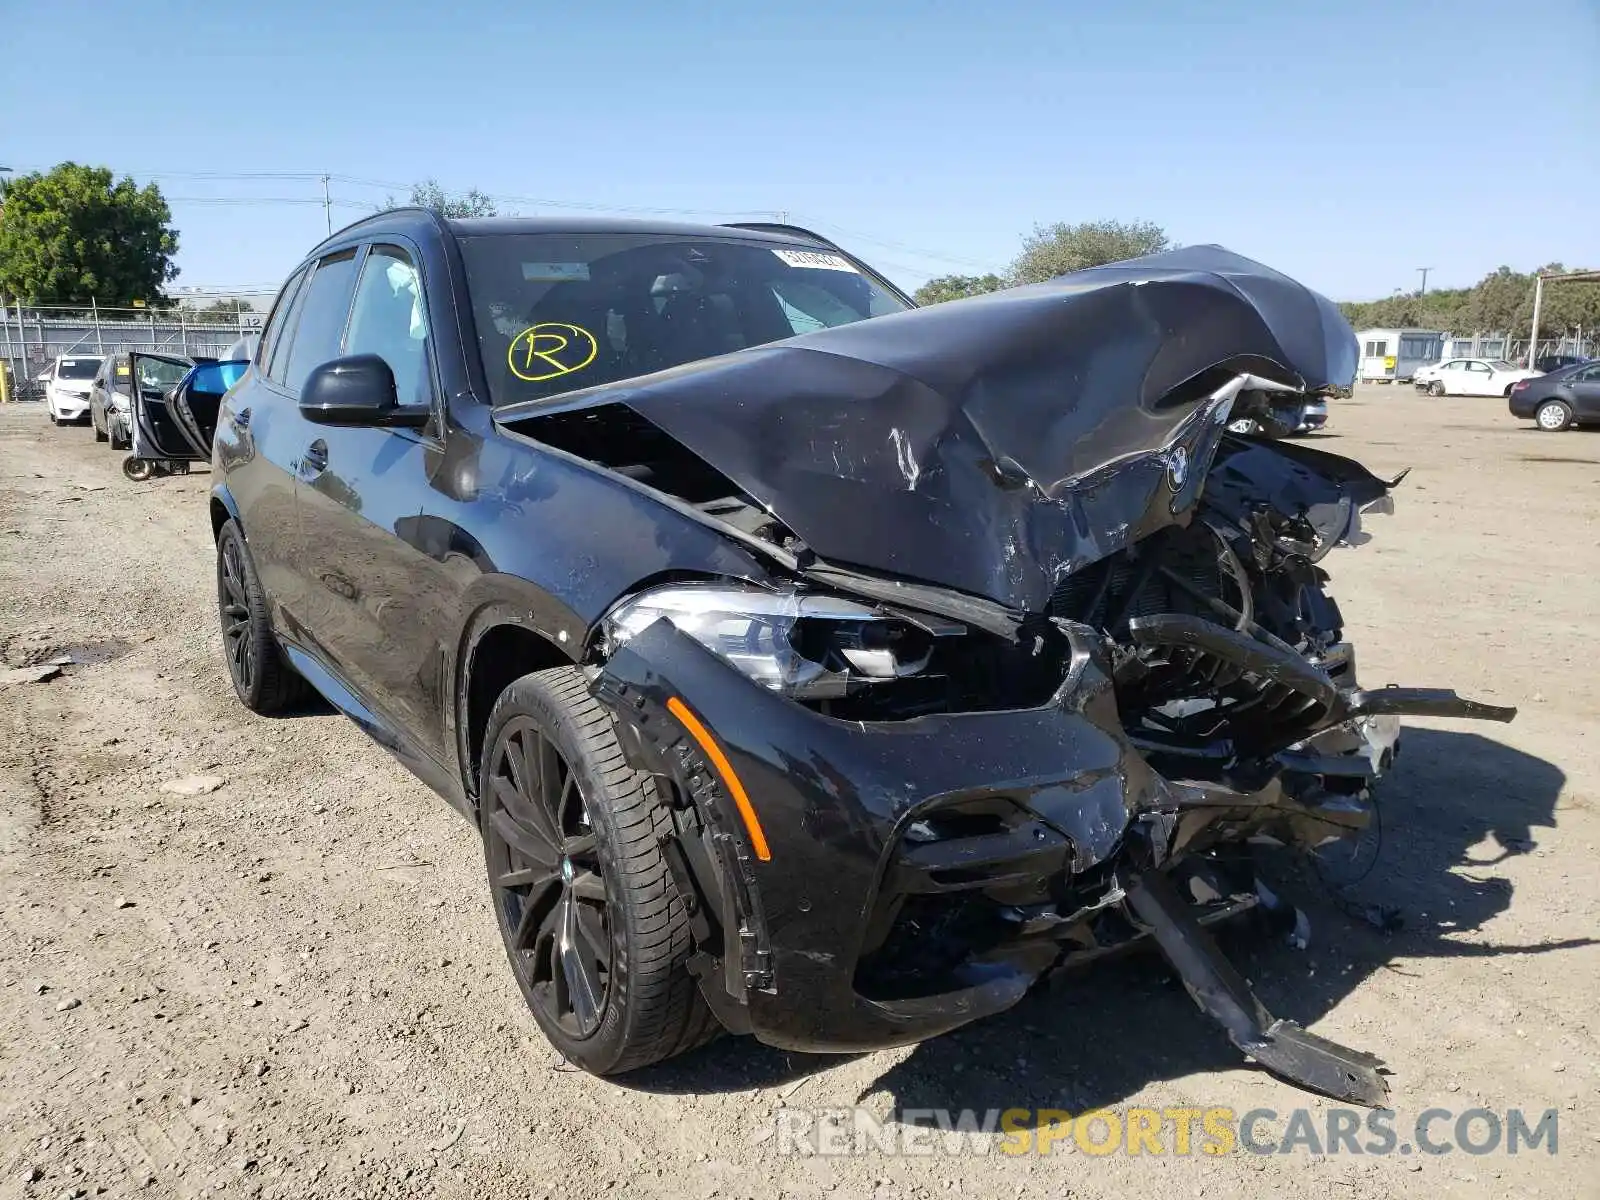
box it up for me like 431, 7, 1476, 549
595, 615, 1511, 1103
597, 618, 1159, 1053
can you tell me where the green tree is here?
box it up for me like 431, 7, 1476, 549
1338, 287, 1471, 332
384, 178, 498, 218
0, 163, 179, 305
912, 273, 1006, 305
1009, 219, 1171, 285
1339, 265, 1600, 341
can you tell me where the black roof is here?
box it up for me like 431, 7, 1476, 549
444, 215, 823, 245
316, 208, 830, 253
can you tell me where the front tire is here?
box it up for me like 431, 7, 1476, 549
1426, 380, 1446, 397
480, 667, 717, 1075
94, 420, 108, 443
1535, 400, 1573, 432
215, 519, 305, 713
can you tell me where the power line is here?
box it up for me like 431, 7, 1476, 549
797, 218, 999, 272
17, 162, 977, 275
165, 196, 330, 205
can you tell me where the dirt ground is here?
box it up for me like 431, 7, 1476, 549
1, 385, 1595, 1200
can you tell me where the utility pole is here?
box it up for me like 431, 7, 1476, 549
321, 174, 332, 235
1417, 267, 1432, 297
1527, 274, 1544, 367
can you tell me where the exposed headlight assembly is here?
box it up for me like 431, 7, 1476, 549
602, 582, 960, 699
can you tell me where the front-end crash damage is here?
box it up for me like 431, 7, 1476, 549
497, 245, 1516, 1102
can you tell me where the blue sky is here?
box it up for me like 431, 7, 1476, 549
3, 0, 1597, 300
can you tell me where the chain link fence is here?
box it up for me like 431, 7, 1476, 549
1, 304, 265, 401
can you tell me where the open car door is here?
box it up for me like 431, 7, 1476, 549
168, 358, 247, 458
128, 352, 200, 461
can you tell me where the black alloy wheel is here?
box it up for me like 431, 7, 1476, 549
214, 519, 304, 713
219, 532, 257, 700
479, 668, 718, 1075
484, 714, 613, 1041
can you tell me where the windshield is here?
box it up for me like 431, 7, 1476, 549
1490, 360, 1517, 371
458, 232, 910, 405
136, 357, 192, 394
56, 358, 101, 380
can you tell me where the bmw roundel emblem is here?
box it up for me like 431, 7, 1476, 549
1167, 445, 1189, 490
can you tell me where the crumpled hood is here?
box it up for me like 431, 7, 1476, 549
500, 245, 1358, 612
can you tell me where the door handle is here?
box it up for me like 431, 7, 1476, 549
302, 439, 329, 475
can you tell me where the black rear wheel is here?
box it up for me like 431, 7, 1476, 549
480, 667, 718, 1075
215, 519, 305, 713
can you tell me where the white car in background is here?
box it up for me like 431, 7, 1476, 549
45, 354, 105, 424
1412, 357, 1541, 397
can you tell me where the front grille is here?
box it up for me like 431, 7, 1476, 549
1049, 524, 1228, 634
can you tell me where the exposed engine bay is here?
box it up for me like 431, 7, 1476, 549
499, 246, 1518, 1104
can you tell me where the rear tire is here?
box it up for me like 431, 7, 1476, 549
480, 667, 718, 1075
1535, 400, 1573, 432
215, 519, 305, 713
94, 421, 108, 443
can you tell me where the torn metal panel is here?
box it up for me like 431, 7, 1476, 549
499, 245, 1359, 611
1124, 868, 1389, 1105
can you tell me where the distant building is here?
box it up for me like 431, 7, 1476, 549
1439, 333, 1510, 362
1354, 328, 1444, 383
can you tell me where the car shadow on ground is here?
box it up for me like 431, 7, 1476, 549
623, 728, 1592, 1113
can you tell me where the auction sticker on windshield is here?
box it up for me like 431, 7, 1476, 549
772, 248, 858, 273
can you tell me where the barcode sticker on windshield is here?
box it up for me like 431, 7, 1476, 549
772, 248, 858, 273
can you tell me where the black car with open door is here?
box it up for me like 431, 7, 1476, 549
124, 352, 243, 481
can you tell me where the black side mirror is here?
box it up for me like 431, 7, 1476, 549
299, 354, 426, 427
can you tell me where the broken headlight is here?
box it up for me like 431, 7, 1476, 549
602, 582, 952, 699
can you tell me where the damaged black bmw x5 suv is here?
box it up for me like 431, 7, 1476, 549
210, 212, 1513, 1102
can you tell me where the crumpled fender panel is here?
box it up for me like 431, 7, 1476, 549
497, 246, 1359, 612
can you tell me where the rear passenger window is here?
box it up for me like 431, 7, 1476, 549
280, 250, 360, 393
260, 267, 309, 384
343, 245, 432, 407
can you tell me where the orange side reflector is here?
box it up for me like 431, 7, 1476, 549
666, 695, 772, 862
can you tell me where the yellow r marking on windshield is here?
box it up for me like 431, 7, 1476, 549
507, 323, 598, 382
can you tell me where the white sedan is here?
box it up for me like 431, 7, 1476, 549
1412, 358, 1541, 397
44, 354, 105, 423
